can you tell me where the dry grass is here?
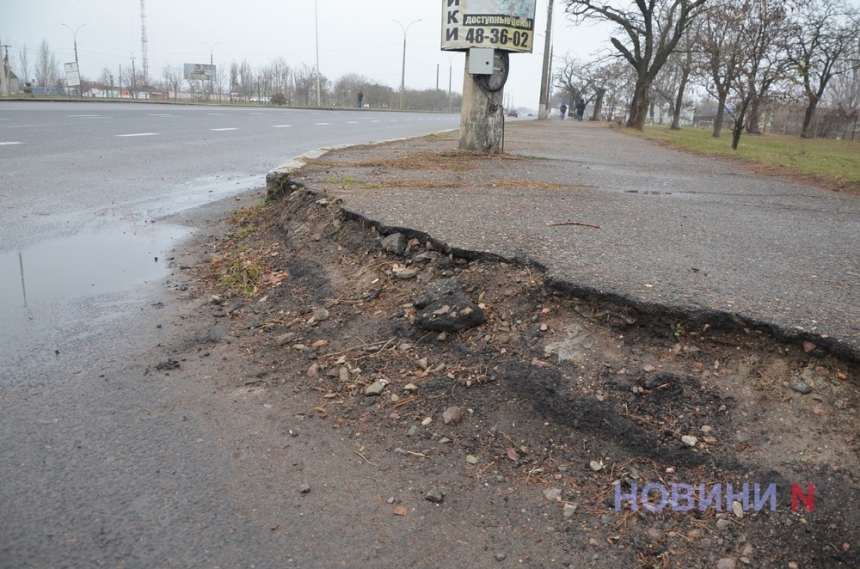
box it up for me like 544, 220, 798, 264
304, 149, 525, 172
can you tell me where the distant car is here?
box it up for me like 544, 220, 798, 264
507, 109, 519, 117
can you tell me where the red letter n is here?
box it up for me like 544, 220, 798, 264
791, 484, 815, 512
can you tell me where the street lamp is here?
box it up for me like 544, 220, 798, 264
200, 41, 219, 101
61, 23, 86, 95
315, 0, 321, 106
392, 18, 421, 110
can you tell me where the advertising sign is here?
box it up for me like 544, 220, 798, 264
442, 0, 537, 53
184, 63, 216, 81
64, 62, 81, 87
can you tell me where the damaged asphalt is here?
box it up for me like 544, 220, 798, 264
282, 119, 860, 362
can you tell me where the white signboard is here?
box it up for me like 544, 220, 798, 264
64, 62, 81, 87
184, 63, 216, 81
442, 0, 536, 53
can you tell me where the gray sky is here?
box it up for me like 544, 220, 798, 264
3, 0, 615, 109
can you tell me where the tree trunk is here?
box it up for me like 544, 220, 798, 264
591, 88, 606, 121
671, 74, 688, 130
731, 98, 751, 150
713, 92, 728, 138
747, 95, 762, 135
800, 96, 819, 139
627, 79, 650, 130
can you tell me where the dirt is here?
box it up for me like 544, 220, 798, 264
159, 139, 860, 568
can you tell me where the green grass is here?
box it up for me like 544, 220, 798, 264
219, 260, 261, 298
624, 125, 860, 191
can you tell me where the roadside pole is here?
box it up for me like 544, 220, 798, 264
537, 0, 554, 120
459, 53, 504, 152
441, 0, 536, 154
0, 35, 9, 96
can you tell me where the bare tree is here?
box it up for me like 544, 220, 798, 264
563, 0, 707, 129
585, 59, 637, 120
728, 0, 792, 149
786, 0, 858, 138
824, 37, 860, 112
161, 64, 182, 100
238, 60, 255, 101
692, 0, 745, 137
269, 57, 292, 102
18, 46, 31, 84
35, 39, 60, 90
652, 26, 694, 129
554, 56, 592, 107
333, 73, 373, 107
293, 63, 318, 105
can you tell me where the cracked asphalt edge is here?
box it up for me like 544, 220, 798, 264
265, 138, 860, 366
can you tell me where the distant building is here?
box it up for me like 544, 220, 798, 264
3, 67, 21, 93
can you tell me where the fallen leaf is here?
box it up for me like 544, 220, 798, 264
506, 447, 519, 461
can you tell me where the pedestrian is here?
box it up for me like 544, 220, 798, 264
357, 91, 364, 108
575, 98, 586, 121
559, 103, 567, 120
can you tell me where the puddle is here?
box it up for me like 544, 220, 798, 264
0, 223, 190, 326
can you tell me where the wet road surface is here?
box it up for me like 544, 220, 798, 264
0, 101, 458, 566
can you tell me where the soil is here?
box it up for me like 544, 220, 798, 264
160, 137, 860, 568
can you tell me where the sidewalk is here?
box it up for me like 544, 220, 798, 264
287, 119, 860, 361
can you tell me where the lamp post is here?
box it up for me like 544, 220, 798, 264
200, 41, 219, 101
61, 23, 85, 95
315, 0, 321, 106
392, 18, 421, 111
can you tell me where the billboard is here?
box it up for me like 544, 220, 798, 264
442, 0, 537, 53
184, 63, 216, 81
64, 62, 81, 87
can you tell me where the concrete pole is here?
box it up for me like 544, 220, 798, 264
394, 19, 421, 111
315, 0, 321, 106
448, 61, 452, 112
537, 0, 554, 119
400, 34, 406, 110
0, 36, 9, 96
459, 52, 504, 153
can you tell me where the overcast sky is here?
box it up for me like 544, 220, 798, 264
3, 0, 618, 109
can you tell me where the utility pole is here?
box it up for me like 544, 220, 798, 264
393, 19, 421, 110
131, 56, 136, 99
0, 36, 9, 96
448, 59, 452, 112
315, 0, 321, 106
61, 24, 85, 96
201, 42, 219, 102
140, 0, 149, 90
537, 0, 554, 119
459, 50, 505, 153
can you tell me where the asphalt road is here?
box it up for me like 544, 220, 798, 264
0, 101, 459, 251
0, 101, 459, 378
0, 102, 458, 567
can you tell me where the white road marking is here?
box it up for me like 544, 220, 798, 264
272, 124, 293, 128
211, 128, 239, 131
67, 114, 100, 117
116, 133, 159, 137
148, 113, 179, 117
0, 141, 23, 145
315, 122, 330, 126
346, 121, 358, 124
